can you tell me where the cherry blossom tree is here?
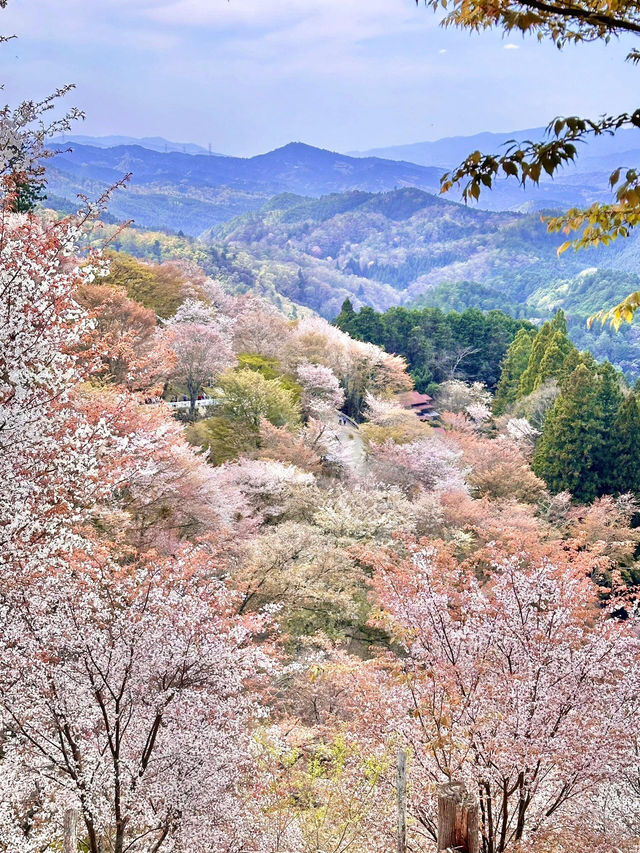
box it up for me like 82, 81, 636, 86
0, 84, 83, 210
0, 540, 266, 853
354, 540, 640, 852
0, 208, 120, 590
284, 317, 411, 419
167, 304, 234, 417
368, 436, 468, 496
210, 458, 317, 525
435, 380, 492, 415
76, 281, 171, 390
297, 362, 344, 421
452, 431, 548, 504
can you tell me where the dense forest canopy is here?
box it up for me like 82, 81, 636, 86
334, 300, 533, 391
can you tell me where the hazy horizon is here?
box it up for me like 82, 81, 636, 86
2, 0, 637, 158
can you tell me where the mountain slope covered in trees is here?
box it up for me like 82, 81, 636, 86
207, 189, 640, 374
45, 142, 444, 234
92, 184, 640, 377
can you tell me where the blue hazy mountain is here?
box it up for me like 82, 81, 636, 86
50, 134, 214, 156
45, 141, 445, 235
45, 130, 640, 236
349, 126, 640, 170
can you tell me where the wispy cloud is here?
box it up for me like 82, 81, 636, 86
0, 0, 636, 155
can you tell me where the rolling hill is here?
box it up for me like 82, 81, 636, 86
45, 141, 444, 235
46, 130, 638, 236
202, 187, 598, 316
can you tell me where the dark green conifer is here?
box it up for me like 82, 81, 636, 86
493, 328, 535, 414
532, 363, 604, 502
334, 298, 356, 333
518, 322, 553, 398
534, 329, 574, 389
591, 361, 625, 493
609, 392, 640, 495
518, 311, 576, 398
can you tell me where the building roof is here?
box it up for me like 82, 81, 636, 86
396, 390, 433, 408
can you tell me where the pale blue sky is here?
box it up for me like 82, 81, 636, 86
2, 0, 638, 156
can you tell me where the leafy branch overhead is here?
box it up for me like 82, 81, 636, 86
441, 113, 640, 250
418, 0, 640, 44
419, 0, 640, 324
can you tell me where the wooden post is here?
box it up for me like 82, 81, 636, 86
397, 748, 407, 853
63, 808, 78, 853
437, 781, 479, 853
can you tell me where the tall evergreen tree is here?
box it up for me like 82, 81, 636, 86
518, 311, 575, 399
334, 298, 356, 334
591, 361, 625, 493
532, 364, 605, 502
609, 392, 640, 495
535, 328, 575, 389
518, 322, 553, 398
493, 328, 535, 415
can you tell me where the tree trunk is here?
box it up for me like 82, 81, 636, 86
437, 781, 480, 853
397, 749, 407, 853
64, 808, 78, 853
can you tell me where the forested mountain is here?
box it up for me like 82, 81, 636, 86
94, 184, 640, 378
208, 189, 640, 374
208, 187, 589, 318
45, 141, 443, 234
46, 132, 634, 236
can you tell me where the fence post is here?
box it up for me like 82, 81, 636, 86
397, 749, 407, 853
437, 781, 479, 853
63, 808, 78, 853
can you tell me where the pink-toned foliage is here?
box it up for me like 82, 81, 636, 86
369, 436, 468, 496
296, 361, 344, 420
0, 540, 266, 853
167, 300, 234, 416
351, 540, 640, 852
0, 203, 270, 852
76, 281, 172, 390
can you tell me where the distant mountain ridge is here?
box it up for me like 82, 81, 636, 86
45, 128, 640, 235
50, 134, 215, 156
350, 126, 640, 169
45, 141, 445, 235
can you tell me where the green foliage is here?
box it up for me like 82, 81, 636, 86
607, 392, 640, 495
236, 353, 303, 400
186, 416, 258, 465
493, 328, 536, 415
532, 360, 629, 502
11, 173, 46, 212
100, 253, 192, 318
413, 280, 520, 316
517, 311, 576, 399
335, 300, 532, 391
216, 368, 301, 432
532, 364, 605, 502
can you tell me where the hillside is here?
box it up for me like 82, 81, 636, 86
45, 134, 628, 236
196, 188, 640, 376
205, 187, 594, 316
45, 141, 443, 235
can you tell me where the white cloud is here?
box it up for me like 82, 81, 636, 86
439, 48, 447, 54
504, 43, 520, 49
